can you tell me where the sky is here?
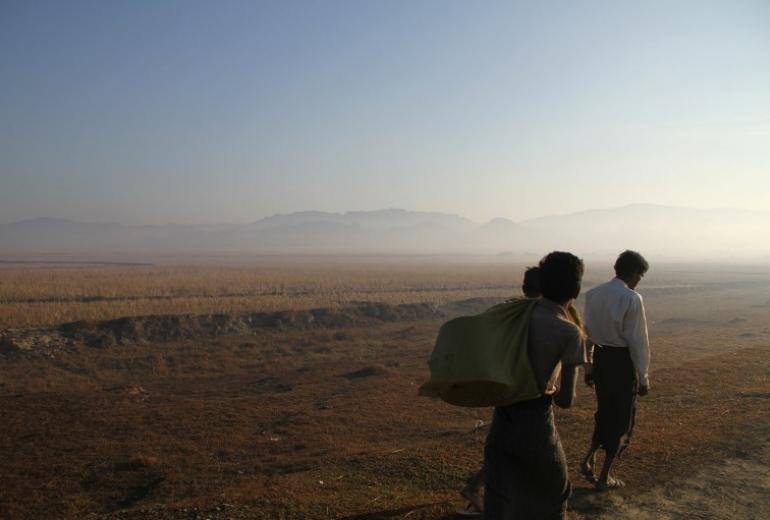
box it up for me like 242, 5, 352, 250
1, 0, 769, 225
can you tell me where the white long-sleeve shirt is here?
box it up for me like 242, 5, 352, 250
584, 277, 650, 387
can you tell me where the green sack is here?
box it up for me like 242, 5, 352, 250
419, 298, 542, 407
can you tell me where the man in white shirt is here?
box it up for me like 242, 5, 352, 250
580, 250, 650, 490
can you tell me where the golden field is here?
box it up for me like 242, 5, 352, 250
1, 258, 769, 519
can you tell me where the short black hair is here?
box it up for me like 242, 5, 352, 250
538, 251, 584, 303
522, 266, 541, 298
614, 250, 649, 278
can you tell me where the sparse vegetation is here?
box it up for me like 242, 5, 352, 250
3, 261, 769, 329
2, 263, 770, 519
0, 263, 526, 329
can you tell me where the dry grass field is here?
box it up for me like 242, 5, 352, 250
1, 259, 769, 519
0, 262, 525, 329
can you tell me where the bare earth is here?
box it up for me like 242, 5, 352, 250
594, 419, 770, 520
1, 264, 769, 519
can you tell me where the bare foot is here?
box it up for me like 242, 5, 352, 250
580, 460, 596, 483
596, 476, 625, 491
460, 486, 483, 513
456, 502, 482, 517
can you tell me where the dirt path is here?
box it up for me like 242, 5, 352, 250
594, 418, 770, 520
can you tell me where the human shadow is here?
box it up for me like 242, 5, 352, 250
568, 484, 611, 517
337, 502, 448, 520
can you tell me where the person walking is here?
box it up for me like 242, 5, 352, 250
580, 250, 650, 490
458, 266, 543, 516
483, 252, 587, 519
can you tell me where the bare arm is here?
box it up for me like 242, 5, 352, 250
554, 364, 578, 408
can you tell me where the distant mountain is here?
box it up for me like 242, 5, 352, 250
249, 209, 475, 230
218, 209, 476, 250
517, 204, 770, 259
0, 218, 128, 251
2, 205, 770, 260
0, 210, 479, 253
470, 218, 521, 250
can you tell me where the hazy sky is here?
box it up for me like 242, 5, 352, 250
2, 0, 769, 225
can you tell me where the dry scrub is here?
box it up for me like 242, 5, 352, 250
2, 265, 770, 519
0, 264, 524, 328
4, 261, 768, 329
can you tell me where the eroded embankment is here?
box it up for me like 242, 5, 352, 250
0, 297, 500, 354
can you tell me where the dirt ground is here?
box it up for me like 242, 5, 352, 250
1, 270, 769, 519
593, 418, 770, 520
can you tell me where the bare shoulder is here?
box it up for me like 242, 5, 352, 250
556, 312, 583, 340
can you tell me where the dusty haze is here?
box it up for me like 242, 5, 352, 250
2, 204, 770, 263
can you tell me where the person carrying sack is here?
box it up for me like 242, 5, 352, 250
483, 252, 587, 519
420, 252, 587, 518
457, 265, 544, 517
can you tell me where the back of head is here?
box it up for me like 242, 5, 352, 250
538, 251, 584, 303
522, 266, 541, 298
614, 250, 649, 278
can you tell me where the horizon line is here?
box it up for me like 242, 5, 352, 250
2, 202, 765, 228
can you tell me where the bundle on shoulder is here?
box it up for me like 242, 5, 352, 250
419, 298, 541, 407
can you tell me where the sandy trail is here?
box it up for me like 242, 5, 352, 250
585, 416, 770, 520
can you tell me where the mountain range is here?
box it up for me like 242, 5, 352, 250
2, 205, 769, 260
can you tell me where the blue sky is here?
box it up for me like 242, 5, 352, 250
2, 0, 769, 224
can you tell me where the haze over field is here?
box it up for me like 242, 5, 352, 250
2, 204, 770, 261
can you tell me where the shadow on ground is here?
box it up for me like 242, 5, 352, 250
337, 502, 449, 520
